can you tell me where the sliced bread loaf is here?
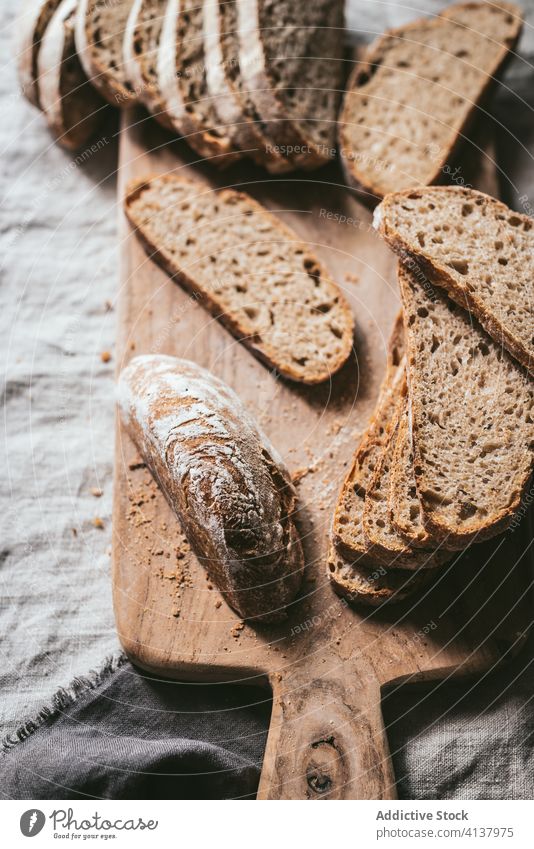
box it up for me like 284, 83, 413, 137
16, 0, 63, 108
203, 0, 292, 173
375, 186, 534, 376
398, 262, 534, 548
339, 2, 522, 198
38, 0, 106, 150
124, 174, 354, 383
158, 0, 240, 165
236, 0, 345, 170
123, 0, 172, 128
328, 543, 434, 607
330, 313, 405, 563
75, 0, 137, 106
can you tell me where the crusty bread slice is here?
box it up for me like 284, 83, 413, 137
236, 0, 345, 170
389, 395, 438, 549
158, 0, 240, 165
203, 0, 292, 173
75, 0, 137, 106
339, 2, 522, 198
374, 186, 534, 376
38, 0, 106, 150
331, 313, 405, 563
328, 543, 434, 607
398, 262, 534, 549
362, 396, 450, 569
123, 0, 172, 128
16, 0, 64, 108
124, 174, 354, 383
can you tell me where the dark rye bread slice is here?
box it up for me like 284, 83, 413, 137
399, 262, 534, 549
158, 0, 240, 165
362, 396, 450, 569
124, 174, 354, 383
389, 395, 439, 549
38, 0, 106, 150
339, 2, 522, 198
123, 0, 173, 129
16, 0, 63, 108
203, 0, 292, 173
330, 313, 405, 563
236, 0, 345, 170
75, 0, 137, 107
374, 187, 534, 376
328, 543, 434, 607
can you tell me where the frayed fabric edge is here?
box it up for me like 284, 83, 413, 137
1, 653, 128, 755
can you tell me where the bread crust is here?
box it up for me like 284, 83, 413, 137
16, 0, 64, 109
124, 173, 354, 384
339, 1, 523, 201
118, 355, 304, 622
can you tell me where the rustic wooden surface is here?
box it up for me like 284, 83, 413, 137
113, 109, 534, 800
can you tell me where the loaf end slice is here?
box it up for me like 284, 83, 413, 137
124, 174, 354, 384
375, 186, 534, 375
16, 0, 64, 108
399, 262, 534, 548
75, 0, 137, 106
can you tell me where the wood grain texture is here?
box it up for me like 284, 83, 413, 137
113, 110, 533, 800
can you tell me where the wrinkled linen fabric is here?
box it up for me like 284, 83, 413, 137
1, 0, 533, 799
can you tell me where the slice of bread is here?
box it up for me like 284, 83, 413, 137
38, 0, 106, 150
16, 0, 64, 108
362, 396, 450, 569
123, 0, 172, 128
389, 396, 438, 549
158, 0, 240, 165
75, 0, 137, 107
339, 2, 522, 198
203, 0, 292, 173
330, 313, 405, 562
398, 262, 534, 549
375, 186, 534, 376
236, 0, 345, 170
124, 174, 354, 383
328, 543, 434, 607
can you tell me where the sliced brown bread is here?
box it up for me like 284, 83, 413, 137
75, 0, 137, 106
123, 0, 172, 128
236, 0, 345, 170
16, 0, 64, 108
328, 543, 434, 607
158, 0, 240, 165
389, 396, 438, 549
339, 2, 522, 198
375, 187, 534, 376
330, 313, 405, 563
38, 0, 106, 150
362, 396, 450, 569
398, 262, 534, 549
203, 0, 292, 173
124, 174, 354, 383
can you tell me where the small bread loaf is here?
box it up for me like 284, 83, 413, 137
118, 355, 304, 622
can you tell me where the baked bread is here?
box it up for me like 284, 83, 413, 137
158, 0, 240, 165
374, 186, 534, 376
339, 2, 522, 198
236, 0, 345, 170
203, 0, 292, 173
124, 174, 354, 384
75, 0, 137, 106
398, 262, 534, 549
123, 0, 172, 128
16, 0, 64, 108
118, 355, 304, 622
331, 313, 405, 563
38, 0, 106, 150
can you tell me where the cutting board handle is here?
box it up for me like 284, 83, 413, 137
257, 663, 397, 799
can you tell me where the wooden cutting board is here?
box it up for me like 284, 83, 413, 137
113, 110, 534, 799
